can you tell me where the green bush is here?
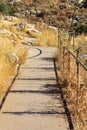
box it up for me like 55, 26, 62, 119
0, 2, 11, 15
0, 2, 18, 15
75, 25, 87, 34
10, 6, 19, 15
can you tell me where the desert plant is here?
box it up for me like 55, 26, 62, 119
10, 6, 19, 15
0, 1, 19, 16
75, 24, 87, 34
0, 1, 11, 15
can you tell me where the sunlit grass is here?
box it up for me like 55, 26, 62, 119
75, 33, 86, 47
57, 42, 87, 130
34, 23, 58, 46
0, 42, 27, 98
37, 29, 58, 46
0, 16, 28, 98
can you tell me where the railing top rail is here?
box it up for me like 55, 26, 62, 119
64, 46, 87, 71
59, 32, 75, 35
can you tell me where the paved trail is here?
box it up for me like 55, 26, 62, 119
0, 46, 69, 130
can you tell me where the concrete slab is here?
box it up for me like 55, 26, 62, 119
0, 114, 69, 130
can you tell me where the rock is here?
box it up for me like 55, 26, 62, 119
12, 22, 41, 34
7, 0, 22, 6
80, 0, 87, 8
24, 23, 41, 34
59, 4, 67, 9
30, 9, 36, 16
3, 16, 17, 22
21, 10, 29, 17
18, 23, 25, 30
13, 22, 25, 30
25, 23, 35, 29
49, 26, 57, 31
36, 10, 44, 18
21, 38, 37, 46
7, 0, 14, 6
13, 12, 22, 18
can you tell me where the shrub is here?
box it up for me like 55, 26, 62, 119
0, 2, 18, 15
10, 6, 19, 15
0, 1, 11, 15
74, 23, 87, 34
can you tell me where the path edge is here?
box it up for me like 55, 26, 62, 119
0, 64, 21, 110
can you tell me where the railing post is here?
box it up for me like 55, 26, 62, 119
76, 48, 80, 125
73, 32, 75, 48
76, 48, 80, 89
68, 52, 70, 75
58, 27, 60, 51
60, 38, 62, 54
63, 46, 65, 70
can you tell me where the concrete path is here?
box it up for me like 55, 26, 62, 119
0, 46, 69, 130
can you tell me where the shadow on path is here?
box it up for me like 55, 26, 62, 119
10, 89, 60, 95
3, 111, 65, 115
53, 59, 74, 130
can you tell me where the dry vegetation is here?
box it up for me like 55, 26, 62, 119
0, 42, 27, 98
60, 55, 87, 130
35, 23, 58, 46
57, 33, 87, 130
0, 16, 28, 99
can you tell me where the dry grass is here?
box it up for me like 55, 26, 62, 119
59, 34, 86, 51
74, 33, 86, 47
57, 32, 87, 130
58, 48, 87, 130
0, 42, 27, 98
0, 16, 28, 99
35, 23, 58, 46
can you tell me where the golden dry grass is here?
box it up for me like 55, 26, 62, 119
59, 32, 86, 48
56, 31, 87, 130
34, 23, 58, 46
0, 42, 27, 98
58, 47, 87, 130
74, 33, 86, 47
0, 16, 28, 98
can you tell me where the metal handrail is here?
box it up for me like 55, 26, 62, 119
64, 46, 87, 71
58, 28, 87, 72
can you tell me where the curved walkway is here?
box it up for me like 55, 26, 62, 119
0, 46, 70, 130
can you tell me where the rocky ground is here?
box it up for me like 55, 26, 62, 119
0, 0, 87, 33
0, 15, 58, 47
